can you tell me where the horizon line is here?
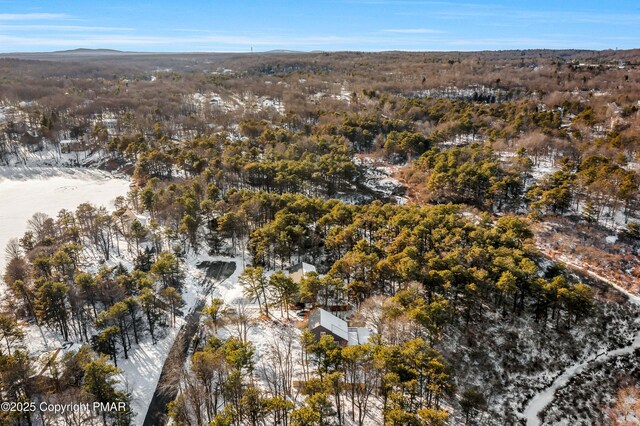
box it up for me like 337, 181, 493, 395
1, 46, 639, 55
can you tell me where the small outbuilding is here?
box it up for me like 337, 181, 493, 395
288, 262, 317, 284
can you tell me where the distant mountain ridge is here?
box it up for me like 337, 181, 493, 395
52, 48, 126, 54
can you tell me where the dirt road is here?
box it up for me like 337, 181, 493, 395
142, 260, 236, 426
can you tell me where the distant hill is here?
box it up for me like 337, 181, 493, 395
264, 50, 302, 54
52, 48, 126, 54
0, 48, 638, 76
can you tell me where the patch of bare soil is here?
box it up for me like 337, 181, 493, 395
533, 218, 640, 295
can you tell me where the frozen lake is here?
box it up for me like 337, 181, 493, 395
0, 167, 130, 272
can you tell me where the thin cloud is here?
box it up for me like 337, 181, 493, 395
0, 25, 132, 32
0, 33, 443, 49
423, 7, 640, 26
382, 28, 443, 34
445, 37, 609, 50
519, 11, 640, 25
0, 13, 69, 21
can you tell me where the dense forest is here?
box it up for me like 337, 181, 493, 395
1, 49, 639, 425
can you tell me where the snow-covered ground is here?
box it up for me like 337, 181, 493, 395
529, 156, 559, 181
0, 166, 130, 272
524, 328, 640, 426
2, 138, 109, 168
210, 256, 306, 373
355, 155, 408, 204
523, 282, 640, 425
440, 133, 479, 147
198, 255, 314, 408
118, 253, 230, 425
190, 92, 285, 115
497, 151, 559, 181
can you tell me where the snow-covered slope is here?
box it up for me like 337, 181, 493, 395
523, 286, 640, 425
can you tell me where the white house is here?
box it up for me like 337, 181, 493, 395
308, 308, 372, 346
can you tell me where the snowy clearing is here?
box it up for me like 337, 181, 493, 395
355, 155, 408, 204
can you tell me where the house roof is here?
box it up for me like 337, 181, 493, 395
289, 262, 318, 284
348, 327, 372, 346
289, 262, 317, 275
308, 308, 349, 341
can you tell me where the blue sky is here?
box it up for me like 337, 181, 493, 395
0, 0, 639, 52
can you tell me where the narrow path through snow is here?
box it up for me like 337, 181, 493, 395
523, 262, 640, 426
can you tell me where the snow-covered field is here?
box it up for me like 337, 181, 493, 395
0, 166, 130, 272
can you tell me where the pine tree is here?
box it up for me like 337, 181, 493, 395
0, 314, 24, 356
269, 271, 299, 319
36, 281, 70, 340
582, 200, 599, 225
240, 267, 270, 316
83, 356, 131, 425
160, 287, 185, 327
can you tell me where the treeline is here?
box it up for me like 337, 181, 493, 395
2, 48, 640, 166
404, 144, 639, 226
121, 173, 592, 331
244, 195, 591, 328
109, 129, 357, 198
527, 155, 638, 224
